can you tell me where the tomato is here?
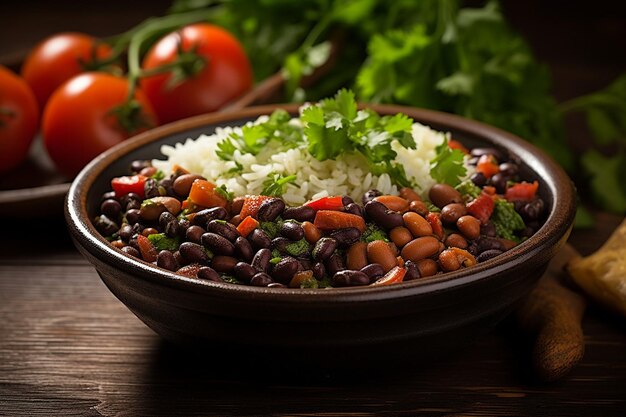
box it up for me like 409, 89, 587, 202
313, 210, 366, 233
0, 66, 39, 172
240, 195, 273, 219
187, 179, 228, 208
466, 193, 495, 224
304, 196, 344, 211
236, 215, 260, 237
505, 181, 539, 201
21, 32, 113, 108
370, 266, 406, 286
111, 175, 149, 199
140, 23, 253, 124
42, 73, 157, 178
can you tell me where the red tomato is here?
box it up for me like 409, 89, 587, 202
0, 66, 39, 172
111, 175, 149, 199
21, 32, 113, 108
42, 73, 158, 178
140, 23, 253, 124
505, 181, 539, 201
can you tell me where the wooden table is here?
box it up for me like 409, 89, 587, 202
2, 2, 626, 415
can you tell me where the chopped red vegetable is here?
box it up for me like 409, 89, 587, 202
476, 154, 499, 179
111, 175, 148, 199
304, 196, 344, 211
314, 210, 366, 232
135, 234, 158, 263
505, 181, 539, 201
188, 179, 227, 208
466, 193, 495, 224
448, 139, 469, 154
371, 266, 406, 286
426, 212, 444, 240
239, 195, 273, 219
236, 215, 259, 237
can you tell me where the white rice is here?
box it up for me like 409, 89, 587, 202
152, 113, 467, 206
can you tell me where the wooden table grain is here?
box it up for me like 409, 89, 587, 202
1, 211, 625, 417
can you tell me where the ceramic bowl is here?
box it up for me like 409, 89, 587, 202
65, 104, 576, 361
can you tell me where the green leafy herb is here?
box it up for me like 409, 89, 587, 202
361, 223, 389, 243
260, 221, 281, 239
147, 233, 180, 251
430, 141, 466, 186
261, 173, 298, 197
215, 184, 234, 202
284, 238, 310, 257
221, 275, 243, 285
150, 170, 165, 181
491, 199, 525, 242
270, 256, 282, 265
456, 180, 482, 199
299, 276, 319, 289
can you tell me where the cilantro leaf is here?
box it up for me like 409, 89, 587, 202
430, 141, 466, 186
261, 173, 298, 197
492, 199, 526, 242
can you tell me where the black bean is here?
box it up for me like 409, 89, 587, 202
125, 209, 141, 225
312, 237, 338, 262
207, 220, 239, 242
470, 147, 505, 162
280, 221, 305, 241
467, 241, 479, 257
178, 218, 190, 234
331, 270, 370, 287
282, 206, 316, 222
95, 215, 118, 236
360, 263, 385, 281
312, 262, 326, 280
248, 228, 271, 250
362, 189, 382, 205
499, 162, 519, 177
521, 199, 544, 221
173, 250, 185, 266
131, 159, 151, 173
230, 197, 245, 215
144, 178, 160, 199
250, 272, 273, 287
344, 203, 364, 217
364, 200, 403, 230
477, 249, 504, 263
271, 237, 290, 253
476, 237, 505, 253
210, 256, 237, 273
186, 225, 206, 244
191, 207, 229, 227
165, 219, 183, 238
234, 236, 254, 262
118, 224, 133, 242
121, 245, 140, 258
201, 232, 235, 256
101, 199, 122, 219
490, 173, 507, 194
120, 193, 142, 209
330, 228, 361, 247
271, 256, 299, 284
257, 198, 285, 222
404, 260, 421, 281
233, 262, 256, 283
252, 248, 272, 273
159, 211, 176, 229
342, 195, 355, 206
480, 221, 497, 238
197, 266, 221, 282
101, 191, 116, 202
325, 253, 346, 276
131, 223, 144, 235
157, 250, 179, 271
179, 242, 209, 264
158, 178, 176, 197
128, 235, 140, 251
470, 172, 487, 187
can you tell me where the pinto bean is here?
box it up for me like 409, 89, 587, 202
402, 212, 432, 237
429, 183, 463, 208
416, 258, 439, 277
373, 195, 410, 212
346, 242, 368, 270
445, 233, 468, 249
389, 226, 413, 248
366, 240, 398, 273
302, 221, 322, 244
457, 215, 481, 240
409, 200, 429, 216
440, 203, 467, 225
399, 187, 421, 202
400, 236, 441, 262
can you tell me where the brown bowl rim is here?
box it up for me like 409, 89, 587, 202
65, 103, 576, 304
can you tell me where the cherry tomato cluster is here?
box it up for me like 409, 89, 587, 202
1, 23, 252, 177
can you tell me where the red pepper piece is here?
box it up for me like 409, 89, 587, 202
313, 210, 366, 232
505, 181, 539, 201
111, 175, 148, 199
371, 266, 407, 286
466, 193, 495, 224
236, 215, 260, 237
136, 234, 158, 263
476, 154, 499, 179
426, 212, 444, 240
239, 195, 273, 219
304, 195, 344, 211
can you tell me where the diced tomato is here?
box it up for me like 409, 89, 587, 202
313, 210, 366, 232
482, 185, 496, 196
304, 196, 344, 211
239, 195, 273, 219
426, 212, 444, 240
476, 154, 499, 179
448, 139, 469, 154
111, 175, 148, 199
505, 181, 539, 201
370, 266, 406, 286
135, 234, 158, 263
466, 193, 495, 224
236, 215, 259, 237
187, 179, 227, 208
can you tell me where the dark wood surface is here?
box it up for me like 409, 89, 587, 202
2, 2, 626, 416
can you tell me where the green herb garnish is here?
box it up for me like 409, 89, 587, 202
261, 173, 298, 197
147, 233, 180, 251
361, 223, 389, 243
492, 199, 525, 242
